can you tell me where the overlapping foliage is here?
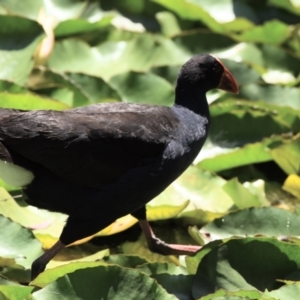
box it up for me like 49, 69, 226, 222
0, 0, 300, 299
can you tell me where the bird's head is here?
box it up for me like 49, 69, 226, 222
176, 54, 239, 94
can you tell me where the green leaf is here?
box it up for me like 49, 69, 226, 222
216, 43, 264, 67
28, 67, 91, 107
54, 17, 113, 37
103, 254, 149, 268
265, 283, 300, 300
47, 38, 98, 75
151, 36, 190, 67
48, 34, 188, 81
210, 99, 300, 133
39, 88, 74, 107
188, 0, 255, 26
0, 187, 46, 228
137, 262, 188, 276
174, 166, 234, 213
269, 135, 300, 174
67, 73, 121, 103
234, 20, 289, 44
32, 265, 177, 300
150, 184, 188, 208
120, 235, 180, 265
0, 92, 69, 110
156, 11, 182, 37
43, 0, 87, 22
0, 257, 30, 284
0, 215, 43, 269
1, 0, 87, 22
95, 34, 189, 76
0, 15, 44, 85
260, 45, 300, 85
31, 261, 107, 288
185, 240, 222, 275
0, 188, 67, 247
197, 137, 275, 172
269, 0, 300, 16
209, 106, 290, 146
239, 84, 300, 109
173, 31, 236, 56
147, 201, 190, 221
201, 289, 269, 300
196, 98, 300, 172
0, 0, 43, 19
0, 276, 20, 286
223, 18, 255, 33
47, 249, 109, 270
100, 0, 146, 15
0, 80, 28, 93
222, 178, 268, 209
151, 273, 195, 300
201, 207, 300, 239
0, 285, 34, 300
179, 209, 224, 227
192, 237, 300, 298
151, 65, 180, 86
153, 0, 224, 32
283, 174, 300, 199
213, 290, 276, 300
109, 71, 174, 105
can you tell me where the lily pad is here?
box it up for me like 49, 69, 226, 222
0, 15, 44, 85
32, 264, 177, 300
201, 207, 300, 239
192, 237, 300, 298
0, 215, 43, 269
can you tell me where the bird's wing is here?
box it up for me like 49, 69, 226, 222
0, 103, 179, 187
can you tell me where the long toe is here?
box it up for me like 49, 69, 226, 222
148, 236, 201, 256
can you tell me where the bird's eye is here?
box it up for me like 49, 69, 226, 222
212, 64, 222, 73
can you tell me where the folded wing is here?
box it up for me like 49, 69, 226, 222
0, 103, 179, 187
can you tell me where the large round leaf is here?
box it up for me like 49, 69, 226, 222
201, 207, 300, 239
0, 15, 44, 85
0, 215, 43, 269
193, 237, 300, 299
32, 265, 177, 300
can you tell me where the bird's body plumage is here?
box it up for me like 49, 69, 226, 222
0, 103, 208, 228
0, 54, 239, 279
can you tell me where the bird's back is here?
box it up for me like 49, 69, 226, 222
0, 104, 179, 188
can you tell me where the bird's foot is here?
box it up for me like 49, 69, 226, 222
138, 218, 201, 256
147, 236, 201, 256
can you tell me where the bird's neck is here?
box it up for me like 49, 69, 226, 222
174, 85, 210, 117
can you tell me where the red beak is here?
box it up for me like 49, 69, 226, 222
218, 66, 239, 94
214, 57, 239, 94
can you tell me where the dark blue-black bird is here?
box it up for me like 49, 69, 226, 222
0, 54, 238, 279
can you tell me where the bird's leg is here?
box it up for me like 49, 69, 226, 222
31, 240, 65, 280
138, 218, 201, 255
132, 206, 201, 256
